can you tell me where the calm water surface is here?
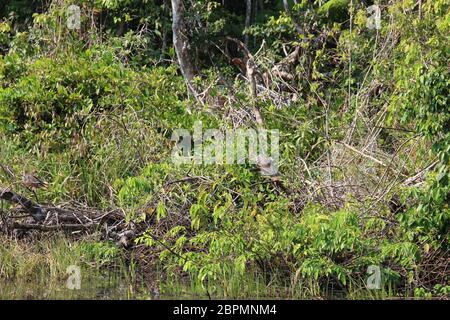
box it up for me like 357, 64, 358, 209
0, 272, 154, 299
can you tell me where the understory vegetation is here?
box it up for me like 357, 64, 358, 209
0, 0, 448, 299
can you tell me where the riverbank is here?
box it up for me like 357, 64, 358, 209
0, 234, 438, 300
0, 234, 153, 299
1, 0, 448, 301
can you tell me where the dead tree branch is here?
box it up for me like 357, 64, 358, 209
0, 187, 45, 222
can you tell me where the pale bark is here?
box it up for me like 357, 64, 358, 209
171, 0, 197, 96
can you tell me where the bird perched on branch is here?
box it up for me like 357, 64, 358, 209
256, 154, 278, 177
255, 154, 289, 193
22, 170, 48, 202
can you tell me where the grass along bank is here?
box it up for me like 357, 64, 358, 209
0, 234, 410, 300
0, 234, 145, 299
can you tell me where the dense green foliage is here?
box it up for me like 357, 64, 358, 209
0, 0, 448, 298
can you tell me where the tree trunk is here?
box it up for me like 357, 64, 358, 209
252, 0, 257, 47
171, 0, 197, 97
244, 0, 252, 47
160, 0, 171, 61
283, 0, 303, 35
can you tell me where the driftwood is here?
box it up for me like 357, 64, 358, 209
12, 222, 98, 231
0, 187, 45, 222
0, 186, 136, 248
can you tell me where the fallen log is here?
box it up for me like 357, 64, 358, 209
0, 187, 136, 246
12, 222, 99, 231
0, 187, 45, 222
